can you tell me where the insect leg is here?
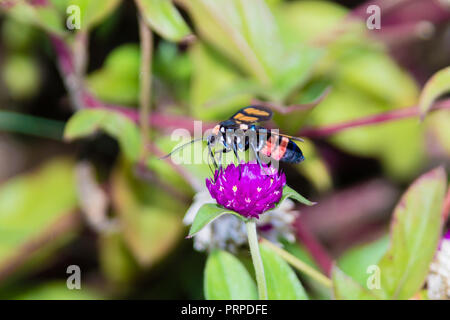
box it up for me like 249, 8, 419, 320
214, 148, 229, 171
208, 140, 218, 170
232, 142, 246, 178
250, 140, 271, 176
232, 141, 241, 166
207, 153, 214, 176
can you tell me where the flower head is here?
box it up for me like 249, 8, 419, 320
184, 190, 298, 252
427, 230, 450, 300
206, 162, 286, 219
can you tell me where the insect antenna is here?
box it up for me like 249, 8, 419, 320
159, 138, 205, 160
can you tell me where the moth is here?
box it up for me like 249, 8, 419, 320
162, 106, 304, 171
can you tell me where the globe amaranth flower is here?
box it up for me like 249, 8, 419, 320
427, 230, 450, 300
183, 190, 298, 252
206, 162, 286, 219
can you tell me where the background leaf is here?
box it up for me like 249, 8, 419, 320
189, 42, 252, 120
6, 281, 103, 300
98, 231, 140, 287
284, 241, 331, 299
5, 1, 65, 35
86, 44, 140, 105
68, 0, 122, 30
178, 0, 277, 84
0, 158, 79, 282
338, 235, 389, 287
419, 67, 450, 118
293, 139, 332, 192
180, 0, 319, 102
378, 167, 447, 299
260, 243, 308, 300
111, 161, 184, 267
332, 265, 379, 300
204, 250, 257, 300
135, 0, 191, 42
64, 109, 141, 162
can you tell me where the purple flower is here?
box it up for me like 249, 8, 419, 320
206, 162, 286, 219
444, 230, 450, 241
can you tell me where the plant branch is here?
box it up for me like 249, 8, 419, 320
51, 34, 450, 143
251, 87, 331, 114
138, 14, 153, 160
294, 219, 333, 275
0, 110, 65, 140
73, 31, 89, 78
261, 238, 332, 288
299, 98, 450, 138
246, 220, 268, 300
81, 91, 215, 133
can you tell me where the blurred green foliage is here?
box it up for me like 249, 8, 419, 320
0, 0, 449, 300
0, 159, 79, 288
333, 167, 447, 299
260, 243, 309, 300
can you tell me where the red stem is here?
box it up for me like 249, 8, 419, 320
52, 33, 450, 139
299, 99, 450, 138
294, 219, 333, 276
82, 92, 215, 133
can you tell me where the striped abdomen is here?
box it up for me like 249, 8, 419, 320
259, 134, 304, 164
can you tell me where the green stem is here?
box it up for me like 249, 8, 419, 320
246, 220, 268, 300
0, 111, 64, 140
137, 14, 153, 160
261, 238, 332, 288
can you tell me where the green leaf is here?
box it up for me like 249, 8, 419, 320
188, 203, 245, 237
274, 0, 349, 43
419, 67, 450, 118
204, 250, 257, 300
338, 235, 389, 287
293, 138, 332, 192
7, 281, 103, 300
332, 265, 380, 300
425, 111, 450, 158
154, 41, 192, 102
181, 0, 321, 101
156, 135, 211, 187
284, 241, 332, 299
267, 44, 322, 102
86, 44, 140, 105
279, 185, 315, 207
178, 0, 277, 84
260, 243, 309, 300
310, 86, 424, 181
98, 232, 140, 286
5, 1, 65, 35
68, 0, 122, 30
189, 43, 252, 120
0, 159, 79, 281
336, 51, 418, 107
135, 0, 191, 42
111, 162, 184, 267
2, 53, 40, 100
378, 166, 447, 299
64, 109, 141, 162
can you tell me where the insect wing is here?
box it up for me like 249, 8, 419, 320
230, 106, 273, 124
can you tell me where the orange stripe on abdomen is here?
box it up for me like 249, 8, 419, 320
260, 140, 272, 156
271, 137, 289, 161
260, 136, 276, 156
